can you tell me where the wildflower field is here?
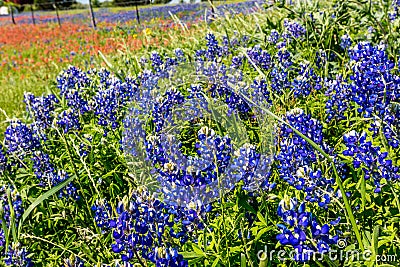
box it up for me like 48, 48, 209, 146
0, 0, 400, 266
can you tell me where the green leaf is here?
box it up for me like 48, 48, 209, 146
238, 199, 256, 214
255, 227, 273, 242
211, 256, 221, 267
191, 243, 206, 257
180, 251, 205, 259
19, 174, 75, 235
241, 253, 246, 267
257, 212, 267, 226
372, 225, 379, 254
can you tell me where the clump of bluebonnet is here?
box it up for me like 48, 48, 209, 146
50, 170, 79, 200
340, 34, 352, 50
4, 120, 40, 161
57, 66, 91, 115
0, 146, 6, 175
267, 29, 280, 44
24, 92, 59, 130
324, 42, 400, 148
30, 150, 79, 200
276, 198, 340, 262
349, 42, 400, 148
122, 59, 275, 208
92, 72, 137, 131
282, 19, 306, 41
57, 108, 81, 134
343, 130, 400, 193
276, 109, 335, 208
92, 199, 113, 233
205, 33, 222, 61
315, 50, 327, 69
0, 186, 24, 226
324, 76, 353, 121
247, 45, 272, 71
251, 78, 272, 104
174, 48, 185, 62
292, 62, 322, 97
390, 0, 400, 20
0, 187, 32, 266
93, 191, 211, 266
231, 55, 243, 69
3, 243, 33, 267
270, 49, 293, 94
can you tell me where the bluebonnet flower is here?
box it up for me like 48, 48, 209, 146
340, 34, 352, 50
31, 150, 78, 199
231, 56, 243, 69
343, 130, 400, 193
92, 199, 114, 233
0, 186, 24, 225
222, 36, 230, 56
106, 192, 190, 266
390, 0, 400, 20
380, 106, 400, 148
349, 43, 399, 116
152, 89, 185, 132
205, 33, 222, 61
194, 49, 206, 61
276, 41, 286, 49
50, 170, 79, 200
0, 146, 6, 175
276, 198, 339, 262
267, 29, 280, 44
174, 48, 185, 62
4, 121, 40, 159
348, 42, 400, 147
57, 108, 81, 134
79, 135, 92, 157
283, 19, 306, 40
325, 76, 353, 121
326, 42, 400, 147
150, 51, 164, 72
270, 49, 292, 94
24, 93, 59, 130
247, 45, 272, 71
226, 143, 267, 191
152, 247, 186, 267
3, 243, 33, 267
93, 75, 137, 131
29, 146, 78, 199
31, 150, 54, 187
251, 78, 272, 104
56, 66, 91, 115
292, 62, 322, 97
276, 109, 335, 208
144, 126, 233, 207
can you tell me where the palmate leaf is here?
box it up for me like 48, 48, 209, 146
18, 174, 76, 236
